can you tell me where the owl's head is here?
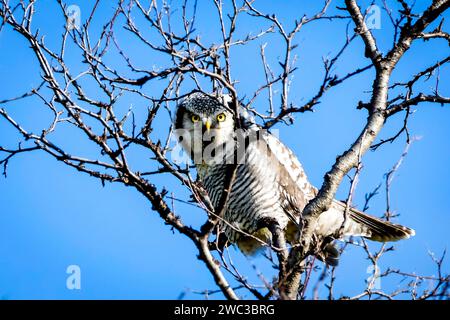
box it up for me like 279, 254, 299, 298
174, 91, 235, 164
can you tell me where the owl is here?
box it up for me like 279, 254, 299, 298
174, 91, 415, 265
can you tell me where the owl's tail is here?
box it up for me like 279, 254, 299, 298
349, 207, 416, 241
316, 201, 415, 266
333, 200, 416, 242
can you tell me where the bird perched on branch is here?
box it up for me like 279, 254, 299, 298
174, 91, 415, 265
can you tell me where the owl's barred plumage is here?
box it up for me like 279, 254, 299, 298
175, 91, 415, 265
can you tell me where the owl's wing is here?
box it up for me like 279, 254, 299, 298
252, 130, 316, 224
249, 130, 415, 245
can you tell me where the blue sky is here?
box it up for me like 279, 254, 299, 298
0, 0, 449, 299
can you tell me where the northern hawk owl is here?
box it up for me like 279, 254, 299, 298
175, 91, 415, 265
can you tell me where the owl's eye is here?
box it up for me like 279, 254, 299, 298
216, 113, 226, 122
191, 115, 200, 123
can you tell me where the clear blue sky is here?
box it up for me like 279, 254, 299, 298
0, 0, 449, 299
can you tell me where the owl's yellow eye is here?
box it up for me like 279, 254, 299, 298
216, 113, 226, 122
191, 115, 200, 123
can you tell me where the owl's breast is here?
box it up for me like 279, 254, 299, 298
199, 160, 289, 243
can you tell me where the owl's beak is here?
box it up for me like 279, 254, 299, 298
204, 120, 212, 132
